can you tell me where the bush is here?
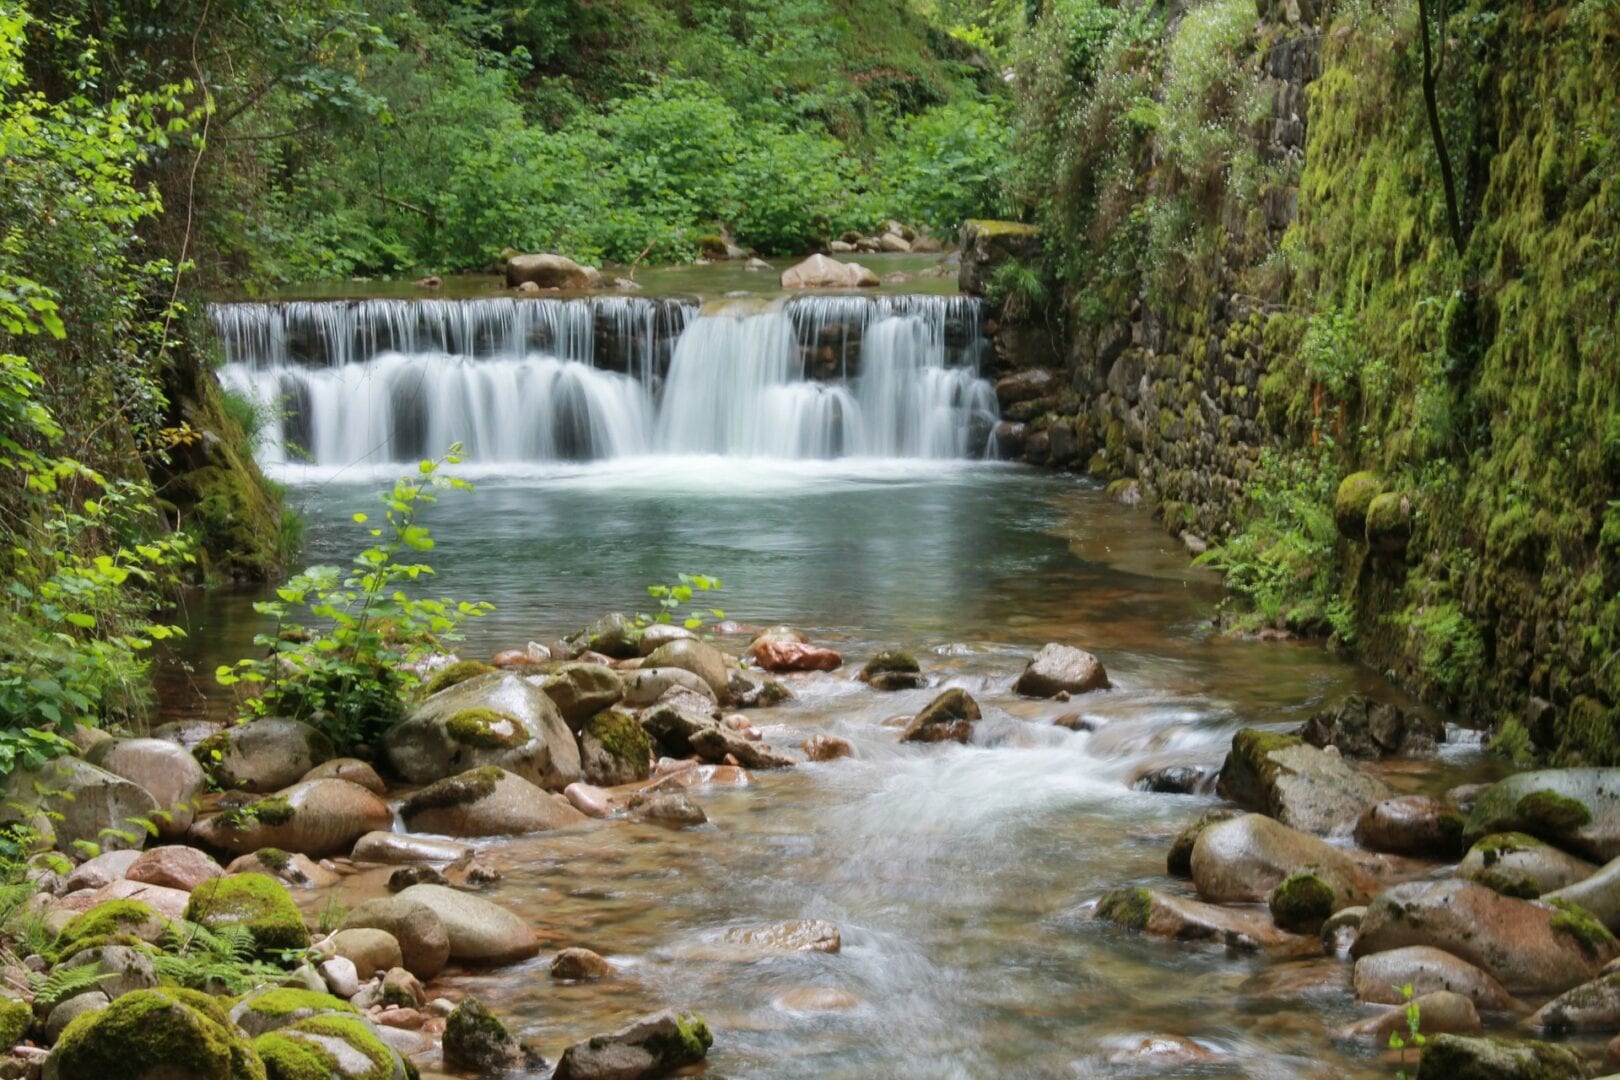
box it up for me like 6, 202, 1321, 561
878, 98, 1014, 233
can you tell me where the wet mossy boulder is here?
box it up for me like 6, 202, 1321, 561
184, 873, 311, 954
858, 651, 924, 692
1364, 491, 1412, 554
573, 612, 641, 660
1269, 870, 1336, 933
552, 1009, 713, 1080
52, 900, 171, 959
1464, 769, 1620, 861
1460, 833, 1597, 897
384, 672, 580, 791
399, 765, 587, 837
229, 987, 357, 1038
443, 996, 526, 1073
192, 779, 392, 858
1334, 472, 1385, 541
1299, 694, 1445, 759
252, 1014, 409, 1080
1216, 727, 1392, 836
1412, 1033, 1587, 1079
579, 710, 652, 787
900, 688, 981, 744
420, 660, 495, 698
541, 664, 626, 726
44, 987, 265, 1080
192, 719, 335, 794
0, 993, 29, 1047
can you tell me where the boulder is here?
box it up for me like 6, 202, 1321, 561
1343, 990, 1482, 1040
630, 792, 707, 828
1131, 764, 1219, 795
780, 254, 878, 289
224, 849, 340, 889
996, 369, 1056, 408
185, 872, 311, 953
1190, 813, 1380, 906
1355, 796, 1465, 857
539, 663, 625, 725
687, 727, 795, 769
747, 640, 843, 673
82, 879, 192, 920
640, 704, 723, 758
393, 883, 539, 965
52, 943, 159, 999
1353, 946, 1518, 1011
1464, 768, 1620, 861
44, 987, 262, 1080
722, 920, 841, 954
1094, 887, 1317, 955
1334, 472, 1385, 540
552, 947, 611, 980
192, 718, 334, 794
553, 1010, 712, 1080
45, 990, 108, 1044
574, 613, 640, 659
505, 252, 599, 290
0, 757, 158, 854
229, 986, 358, 1037
191, 778, 391, 857
1411, 1034, 1587, 1079
252, 1014, 410, 1079
637, 624, 698, 656
64, 849, 141, 893
400, 766, 588, 837
1460, 833, 1598, 897
1216, 728, 1393, 836
1549, 855, 1620, 932
349, 832, 471, 866
1528, 970, 1620, 1032
579, 710, 653, 786
620, 667, 717, 709
859, 650, 924, 691
444, 996, 528, 1073
341, 897, 450, 980
1353, 879, 1617, 994
1167, 808, 1243, 877
300, 758, 386, 796
1299, 693, 1443, 759
642, 640, 731, 703
957, 219, 1042, 296
901, 688, 981, 744
84, 738, 207, 838
124, 846, 224, 892
319, 928, 403, 981
384, 672, 580, 791
801, 735, 854, 762
1013, 643, 1110, 697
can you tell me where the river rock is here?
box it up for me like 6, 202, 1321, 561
1343, 990, 1482, 1040
64, 849, 141, 893
553, 1010, 713, 1080
1464, 768, 1620, 861
1168, 808, 1243, 876
1191, 813, 1379, 906
1411, 1033, 1587, 1079
83, 879, 193, 920
1094, 887, 1317, 955
385, 671, 581, 791
620, 667, 717, 708
444, 996, 528, 1073
350, 831, 472, 865
1529, 970, 1620, 1031
84, 737, 206, 838
320, 928, 403, 980
995, 368, 1058, 406
43, 987, 261, 1080
230, 985, 356, 1037
641, 639, 731, 703
688, 726, 795, 768
1013, 643, 1110, 697
1355, 796, 1465, 857
859, 651, 924, 691
45, 990, 109, 1044
563, 782, 614, 818
579, 710, 652, 786
252, 1012, 411, 1080
1216, 728, 1393, 836
723, 920, 841, 954
124, 845, 224, 892
1132, 763, 1219, 795
1461, 833, 1599, 896
506, 252, 599, 290
901, 688, 981, 744
629, 792, 707, 828
393, 883, 539, 965
1548, 855, 1620, 933
637, 623, 697, 656
301, 757, 386, 795
1353, 945, 1518, 1011
748, 639, 843, 673
539, 663, 625, 725
186, 872, 311, 953
1298, 694, 1444, 758
1354, 879, 1617, 993
342, 897, 451, 979
780, 253, 878, 289
191, 778, 392, 857
552, 947, 612, 980
0, 757, 158, 854
192, 718, 335, 793
54, 943, 159, 999
225, 849, 340, 889
640, 704, 721, 758
801, 735, 854, 761
401, 766, 588, 836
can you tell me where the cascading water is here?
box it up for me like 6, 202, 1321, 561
211, 293, 998, 473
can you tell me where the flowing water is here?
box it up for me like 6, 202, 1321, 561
177, 287, 1498, 1078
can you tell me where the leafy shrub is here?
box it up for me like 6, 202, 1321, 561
878, 98, 1014, 233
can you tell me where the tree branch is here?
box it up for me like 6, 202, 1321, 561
1417, 0, 1466, 256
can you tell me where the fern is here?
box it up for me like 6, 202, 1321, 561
33, 960, 111, 1007
156, 920, 286, 993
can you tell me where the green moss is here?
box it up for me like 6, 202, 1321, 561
1096, 887, 1154, 931
861, 650, 920, 677
965, 218, 1040, 238
1469, 832, 1545, 864
642, 1011, 713, 1068
1334, 472, 1384, 540
756, 679, 792, 706
444, 996, 515, 1070
276, 1015, 395, 1079
0, 994, 30, 1048
401, 765, 504, 816
255, 847, 293, 872
421, 661, 496, 698
53, 900, 168, 959
444, 707, 525, 749
185, 873, 312, 954
52, 987, 265, 1079
1548, 898, 1617, 958
1363, 492, 1410, 551
244, 988, 357, 1019
583, 710, 651, 765
1469, 868, 1541, 899
1268, 870, 1335, 932
1516, 789, 1593, 832
254, 1030, 338, 1080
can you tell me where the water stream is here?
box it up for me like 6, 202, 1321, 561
176, 290, 1497, 1078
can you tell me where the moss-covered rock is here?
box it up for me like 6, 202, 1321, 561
1216, 727, 1392, 835
1463, 769, 1620, 861
421, 661, 496, 699
858, 650, 924, 691
443, 996, 523, 1073
553, 1009, 712, 1080
1412, 1033, 1587, 1079
399, 765, 586, 837
193, 779, 392, 858
184, 873, 311, 954
0, 993, 30, 1048
1095, 887, 1153, 931
252, 1014, 408, 1080
52, 900, 170, 959
579, 710, 652, 787
229, 987, 357, 1038
1334, 471, 1384, 541
45, 986, 265, 1080
1268, 870, 1335, 933
384, 672, 580, 792
900, 688, 981, 744
192, 719, 335, 794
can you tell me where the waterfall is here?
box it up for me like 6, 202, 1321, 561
211, 293, 997, 471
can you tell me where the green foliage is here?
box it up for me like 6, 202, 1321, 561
1388, 982, 1427, 1079
637, 574, 724, 632
155, 920, 290, 995
217, 447, 492, 753
878, 98, 1014, 232
985, 258, 1049, 321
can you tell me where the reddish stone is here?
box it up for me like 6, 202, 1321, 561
748, 641, 843, 673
